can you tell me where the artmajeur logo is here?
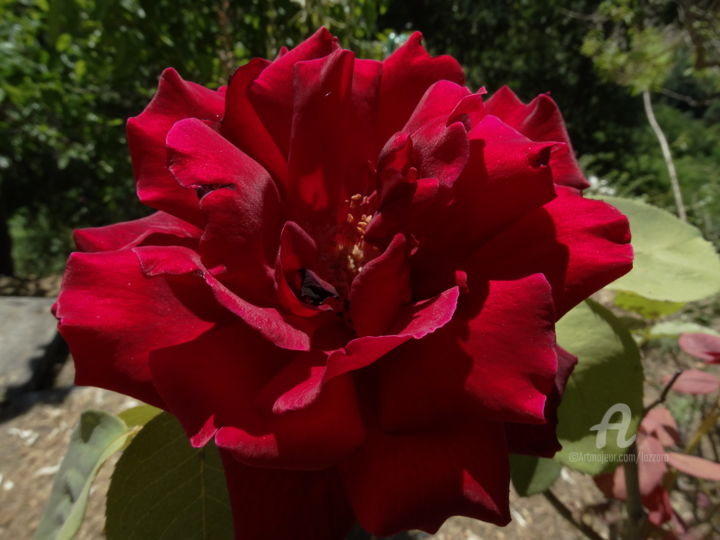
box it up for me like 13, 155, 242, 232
589, 403, 637, 449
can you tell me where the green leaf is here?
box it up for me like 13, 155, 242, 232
35, 411, 129, 540
555, 300, 644, 474
116, 403, 162, 450
510, 454, 561, 496
106, 412, 233, 540
599, 196, 720, 302
117, 403, 161, 428
614, 290, 685, 319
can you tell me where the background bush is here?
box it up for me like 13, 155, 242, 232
1, 0, 717, 276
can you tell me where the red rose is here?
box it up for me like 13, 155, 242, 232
55, 28, 632, 539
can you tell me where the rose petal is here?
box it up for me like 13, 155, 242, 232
221, 58, 289, 187
259, 286, 460, 414
378, 32, 464, 146
484, 86, 589, 189
349, 233, 411, 337
55, 249, 221, 407
150, 324, 365, 469
274, 221, 329, 317
679, 333, 720, 363
166, 117, 271, 193
134, 245, 316, 351
127, 68, 224, 223
166, 117, 282, 299
410, 121, 469, 187
198, 188, 279, 303
249, 27, 339, 156
220, 451, 354, 540
467, 186, 632, 317
402, 80, 471, 134
287, 49, 356, 220
505, 346, 578, 457
73, 211, 201, 253
379, 274, 558, 430
340, 423, 510, 536
447, 115, 557, 247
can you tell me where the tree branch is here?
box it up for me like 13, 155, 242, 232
644, 369, 684, 414
642, 89, 687, 222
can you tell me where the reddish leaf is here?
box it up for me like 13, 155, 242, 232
665, 369, 720, 395
679, 333, 720, 364
667, 452, 720, 481
640, 406, 681, 448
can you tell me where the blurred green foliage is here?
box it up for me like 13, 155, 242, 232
0, 0, 391, 275
0, 0, 718, 276
577, 0, 720, 238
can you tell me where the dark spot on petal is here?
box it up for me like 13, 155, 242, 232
298, 268, 339, 306
194, 183, 235, 199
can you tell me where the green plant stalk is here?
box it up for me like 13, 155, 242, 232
623, 441, 647, 540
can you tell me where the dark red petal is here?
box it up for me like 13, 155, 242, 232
221, 58, 289, 187
349, 233, 411, 337
134, 245, 315, 351
505, 346, 578, 457
678, 332, 720, 363
166, 117, 270, 193
484, 86, 589, 189
198, 188, 278, 304
402, 80, 471, 135
448, 90, 487, 129
259, 287, 460, 414
274, 221, 327, 317
410, 121, 469, 187
73, 211, 201, 253
287, 49, 356, 221
468, 187, 633, 317
378, 32, 465, 146
249, 27, 339, 156
447, 116, 557, 249
379, 274, 558, 430
166, 118, 282, 299
127, 68, 223, 223
220, 451, 354, 540
55, 249, 220, 407
409, 117, 558, 297
348, 57, 383, 191
340, 424, 510, 536
150, 325, 365, 470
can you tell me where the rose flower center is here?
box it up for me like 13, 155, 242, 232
304, 191, 380, 308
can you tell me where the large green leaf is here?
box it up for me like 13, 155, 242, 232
555, 300, 644, 474
35, 410, 130, 540
117, 403, 161, 428
599, 196, 720, 302
509, 454, 561, 496
613, 290, 684, 319
106, 412, 233, 540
